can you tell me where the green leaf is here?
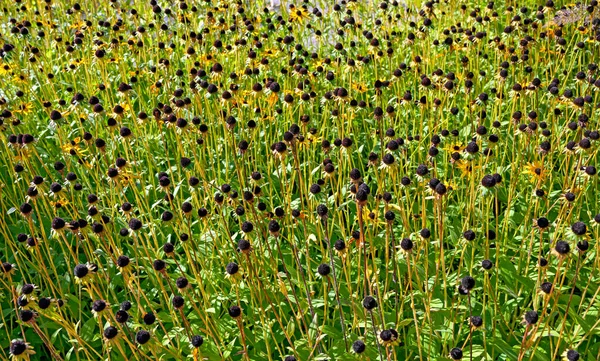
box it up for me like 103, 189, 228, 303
81, 318, 97, 342
490, 337, 519, 360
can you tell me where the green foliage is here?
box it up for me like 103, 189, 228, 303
0, 0, 599, 360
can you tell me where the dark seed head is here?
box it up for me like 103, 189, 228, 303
104, 326, 118, 339
228, 305, 242, 318
466, 141, 479, 154
51, 217, 66, 230
38, 297, 51, 310
352, 340, 366, 353
463, 230, 476, 241
120, 301, 132, 311
191, 335, 204, 348
153, 259, 166, 271
577, 240, 589, 252
470, 316, 483, 327
129, 218, 142, 230
20, 203, 33, 215
136, 330, 151, 344
554, 240, 570, 255
181, 202, 193, 214
18, 296, 29, 308
115, 310, 129, 323
524, 310, 538, 325
540, 282, 553, 294
566, 350, 580, 361
172, 295, 184, 309
237, 239, 251, 252
268, 220, 280, 234
380, 329, 393, 341
481, 259, 493, 270
2, 262, 13, 273
400, 238, 413, 251
416, 164, 429, 176
316, 204, 328, 217
50, 182, 62, 193
385, 211, 395, 222
161, 211, 173, 222
362, 296, 378, 310
309, 183, 321, 194
461, 276, 475, 291
481, 174, 496, 188
20, 310, 35, 322
10, 340, 28, 356
226, 262, 239, 275
74, 264, 89, 278
450, 347, 463, 360
317, 263, 331, 276
349, 168, 361, 181
571, 221, 587, 236
536, 217, 549, 229
50, 110, 62, 121
163, 242, 174, 254
382, 192, 393, 203
92, 300, 107, 313
435, 182, 447, 195
143, 312, 156, 325
116, 255, 130, 268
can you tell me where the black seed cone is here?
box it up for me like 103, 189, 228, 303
362, 296, 377, 310
524, 310, 538, 325
352, 340, 366, 353
191, 335, 204, 348
461, 276, 475, 291
136, 330, 150, 344
450, 347, 463, 360
317, 263, 331, 276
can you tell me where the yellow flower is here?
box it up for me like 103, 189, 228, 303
61, 138, 87, 157
68, 21, 86, 30
13, 73, 29, 85
0, 61, 11, 75
118, 168, 141, 185
352, 83, 368, 93
263, 48, 280, 58
9, 339, 36, 360
288, 5, 310, 23
50, 198, 70, 211
455, 160, 480, 178
78, 157, 93, 170
113, 103, 131, 117
2, 263, 16, 277
444, 142, 466, 153
363, 208, 386, 227
13, 150, 30, 163
378, 329, 401, 347
523, 162, 546, 183
267, 92, 279, 107
347, 1, 359, 10
150, 83, 161, 94
306, 132, 323, 144
13, 103, 33, 115
178, 14, 190, 24
70, 58, 88, 68
314, 59, 328, 69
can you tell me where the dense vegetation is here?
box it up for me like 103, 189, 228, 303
1, 0, 600, 360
